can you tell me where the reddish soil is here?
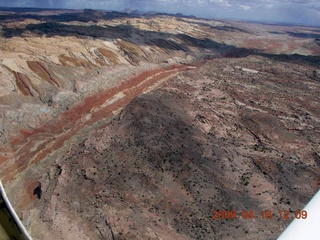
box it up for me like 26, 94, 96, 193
1, 64, 192, 183
0, 10, 319, 240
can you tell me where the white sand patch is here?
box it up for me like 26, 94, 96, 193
92, 92, 126, 113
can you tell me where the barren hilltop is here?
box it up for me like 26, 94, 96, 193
0, 8, 319, 240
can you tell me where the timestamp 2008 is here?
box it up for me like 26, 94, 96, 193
212, 209, 308, 220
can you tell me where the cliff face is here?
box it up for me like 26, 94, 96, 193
0, 9, 319, 240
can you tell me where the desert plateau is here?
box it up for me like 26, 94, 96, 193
0, 7, 319, 240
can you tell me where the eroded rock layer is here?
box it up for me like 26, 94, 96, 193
0, 8, 319, 240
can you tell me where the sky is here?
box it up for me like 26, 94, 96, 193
0, 0, 320, 27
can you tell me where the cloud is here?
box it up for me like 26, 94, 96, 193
239, 5, 251, 10
0, 0, 319, 26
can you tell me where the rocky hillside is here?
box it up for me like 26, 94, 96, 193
1, 10, 319, 144
9, 55, 318, 240
0, 8, 319, 240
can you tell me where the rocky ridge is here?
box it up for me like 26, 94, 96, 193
0, 8, 319, 240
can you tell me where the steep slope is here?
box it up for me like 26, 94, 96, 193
1, 10, 319, 151
0, 9, 319, 240
5, 55, 318, 240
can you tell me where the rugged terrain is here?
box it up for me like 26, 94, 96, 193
0, 8, 319, 240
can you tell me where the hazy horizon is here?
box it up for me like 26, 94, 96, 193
0, 0, 320, 27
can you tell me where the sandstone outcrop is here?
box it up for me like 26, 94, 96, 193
0, 8, 319, 240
